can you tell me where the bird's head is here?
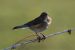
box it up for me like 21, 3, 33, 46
40, 12, 48, 17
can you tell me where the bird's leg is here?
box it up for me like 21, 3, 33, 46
40, 33, 46, 40
37, 36, 41, 42
35, 33, 42, 42
35, 33, 46, 42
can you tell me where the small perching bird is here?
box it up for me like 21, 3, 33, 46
13, 12, 52, 42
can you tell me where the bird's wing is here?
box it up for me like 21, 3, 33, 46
24, 17, 43, 27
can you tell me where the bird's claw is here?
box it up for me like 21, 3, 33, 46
37, 35, 46, 42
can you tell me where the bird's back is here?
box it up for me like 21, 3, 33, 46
24, 12, 47, 27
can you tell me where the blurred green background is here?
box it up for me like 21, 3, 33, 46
0, 0, 75, 50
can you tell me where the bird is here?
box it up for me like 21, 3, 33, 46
13, 12, 52, 42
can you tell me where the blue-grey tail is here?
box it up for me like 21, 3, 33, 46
13, 25, 28, 30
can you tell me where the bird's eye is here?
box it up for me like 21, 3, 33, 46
47, 19, 50, 22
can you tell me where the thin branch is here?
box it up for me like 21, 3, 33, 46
3, 28, 75, 50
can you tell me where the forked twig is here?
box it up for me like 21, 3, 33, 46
3, 28, 75, 50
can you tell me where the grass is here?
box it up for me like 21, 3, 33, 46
0, 0, 75, 50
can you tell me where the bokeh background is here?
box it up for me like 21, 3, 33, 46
0, 0, 75, 50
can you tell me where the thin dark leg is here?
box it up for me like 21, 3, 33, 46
40, 33, 46, 40
35, 33, 46, 42
37, 36, 41, 42
35, 33, 42, 42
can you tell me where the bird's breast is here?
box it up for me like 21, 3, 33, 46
30, 23, 48, 33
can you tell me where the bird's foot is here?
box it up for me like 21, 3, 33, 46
37, 35, 46, 42
42, 34, 46, 40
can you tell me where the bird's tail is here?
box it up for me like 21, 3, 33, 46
13, 25, 28, 30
